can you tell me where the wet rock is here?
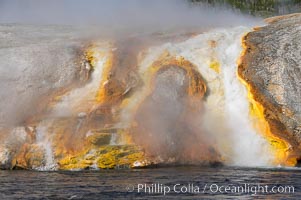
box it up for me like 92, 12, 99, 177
58, 145, 145, 170
0, 147, 11, 169
15, 144, 46, 170
0, 126, 36, 169
239, 14, 301, 159
85, 132, 112, 146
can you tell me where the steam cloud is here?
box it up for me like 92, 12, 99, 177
0, 0, 260, 35
132, 66, 220, 164
0, 0, 268, 167
0, 0, 260, 127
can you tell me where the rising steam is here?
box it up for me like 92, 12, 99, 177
0, 0, 282, 170
0, 0, 261, 127
0, 0, 261, 35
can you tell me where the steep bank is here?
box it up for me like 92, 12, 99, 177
238, 13, 301, 165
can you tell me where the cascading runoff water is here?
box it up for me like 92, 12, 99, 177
189, 27, 274, 166
0, 27, 283, 170
35, 123, 57, 171
121, 26, 276, 166
0, 0, 293, 170
219, 29, 274, 166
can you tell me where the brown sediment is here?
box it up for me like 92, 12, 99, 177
237, 33, 297, 166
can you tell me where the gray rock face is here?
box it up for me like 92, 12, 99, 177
0, 24, 88, 127
239, 14, 301, 158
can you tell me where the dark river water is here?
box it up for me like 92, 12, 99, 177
0, 166, 301, 199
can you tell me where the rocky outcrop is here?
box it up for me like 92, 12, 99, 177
239, 13, 301, 162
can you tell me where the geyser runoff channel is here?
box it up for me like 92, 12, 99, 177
1, 27, 286, 170
173, 27, 275, 166
123, 26, 279, 166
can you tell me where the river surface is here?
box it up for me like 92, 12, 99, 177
0, 166, 300, 199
